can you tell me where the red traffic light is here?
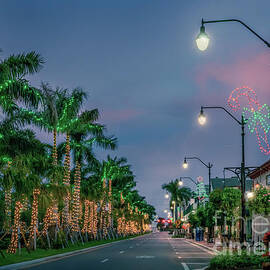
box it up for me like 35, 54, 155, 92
167, 219, 172, 223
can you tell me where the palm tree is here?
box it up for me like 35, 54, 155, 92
0, 120, 47, 229
162, 179, 192, 220
0, 51, 43, 115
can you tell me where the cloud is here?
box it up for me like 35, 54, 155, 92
196, 51, 270, 100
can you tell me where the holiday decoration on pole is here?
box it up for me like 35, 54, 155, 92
228, 86, 270, 155
195, 176, 208, 200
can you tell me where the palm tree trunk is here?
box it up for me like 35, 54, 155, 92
82, 200, 90, 233
4, 161, 12, 230
4, 188, 12, 230
8, 201, 23, 254
63, 133, 71, 228
52, 129, 58, 166
108, 180, 112, 229
28, 189, 40, 250
51, 129, 59, 228
72, 161, 81, 232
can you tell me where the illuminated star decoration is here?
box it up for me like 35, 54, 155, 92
227, 86, 270, 155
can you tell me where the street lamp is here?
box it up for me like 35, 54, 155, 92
196, 18, 270, 50
179, 176, 197, 186
183, 156, 213, 194
182, 158, 188, 169
178, 179, 183, 186
198, 108, 207, 125
199, 105, 247, 244
196, 24, 210, 51
164, 209, 168, 213
165, 193, 169, 199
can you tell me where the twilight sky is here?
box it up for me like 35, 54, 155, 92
1, 0, 270, 217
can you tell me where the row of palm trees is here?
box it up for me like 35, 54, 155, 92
0, 50, 155, 254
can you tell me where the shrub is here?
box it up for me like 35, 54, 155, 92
209, 252, 270, 270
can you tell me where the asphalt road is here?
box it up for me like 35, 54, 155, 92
23, 232, 214, 270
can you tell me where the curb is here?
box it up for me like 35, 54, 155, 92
0, 234, 146, 270
184, 239, 218, 254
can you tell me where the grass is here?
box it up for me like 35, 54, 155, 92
0, 234, 144, 267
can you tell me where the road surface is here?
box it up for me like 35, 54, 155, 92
23, 232, 214, 270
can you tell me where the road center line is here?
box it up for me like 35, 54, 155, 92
120, 251, 125, 254
101, 259, 109, 263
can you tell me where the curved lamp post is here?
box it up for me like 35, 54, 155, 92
183, 157, 213, 195
179, 176, 197, 186
198, 106, 247, 244
196, 18, 270, 51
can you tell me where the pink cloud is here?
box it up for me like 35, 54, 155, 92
100, 108, 143, 123
196, 51, 270, 100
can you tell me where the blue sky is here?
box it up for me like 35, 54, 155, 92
1, 0, 270, 217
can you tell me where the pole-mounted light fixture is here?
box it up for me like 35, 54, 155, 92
196, 23, 210, 51
183, 157, 188, 169
198, 107, 207, 125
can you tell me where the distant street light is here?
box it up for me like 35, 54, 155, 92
164, 209, 168, 213
198, 108, 207, 125
178, 180, 183, 186
182, 158, 188, 169
183, 156, 213, 194
179, 176, 197, 186
165, 193, 169, 199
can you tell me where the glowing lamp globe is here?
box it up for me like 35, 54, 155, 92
196, 26, 210, 51
246, 191, 254, 199
165, 194, 169, 199
178, 180, 183, 186
198, 114, 206, 125
183, 159, 188, 169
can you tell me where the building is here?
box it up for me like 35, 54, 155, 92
211, 176, 253, 191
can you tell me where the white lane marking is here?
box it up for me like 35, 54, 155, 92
194, 267, 208, 270
120, 251, 125, 254
185, 241, 215, 255
181, 263, 190, 270
136, 256, 155, 259
101, 259, 109, 263
129, 246, 133, 248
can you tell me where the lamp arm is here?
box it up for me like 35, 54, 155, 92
185, 156, 209, 168
202, 106, 242, 125
202, 18, 270, 48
